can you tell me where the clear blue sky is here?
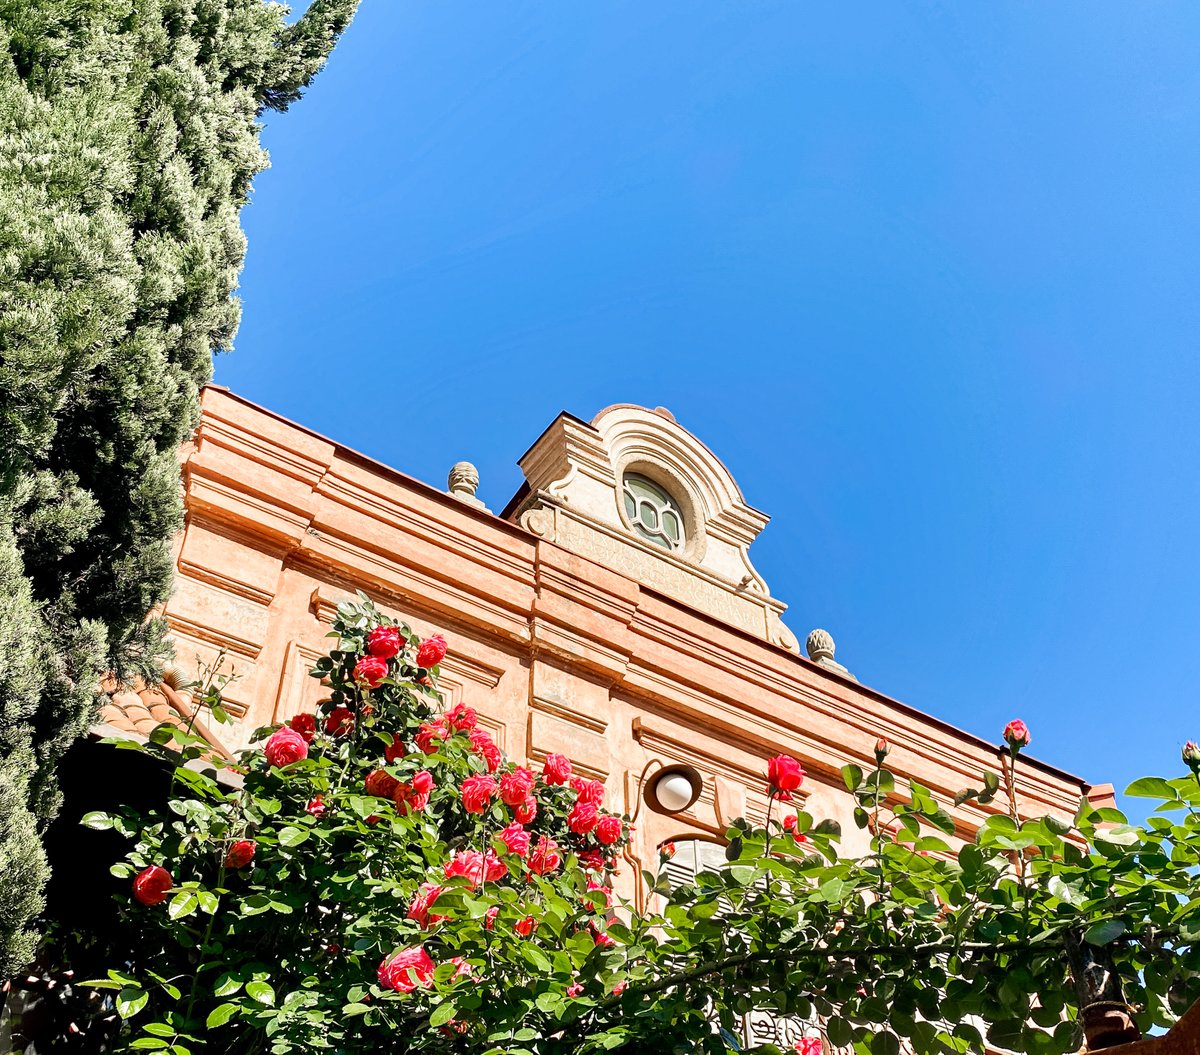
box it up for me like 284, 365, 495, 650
217, 2, 1200, 807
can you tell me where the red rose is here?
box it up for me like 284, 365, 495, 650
225, 840, 256, 869
568, 801, 600, 835
264, 727, 309, 768
499, 767, 535, 807
132, 865, 172, 906
527, 836, 561, 876
394, 771, 435, 815
461, 774, 498, 814
384, 734, 406, 763
366, 625, 403, 659
782, 814, 798, 832
571, 777, 605, 807
288, 713, 316, 743
767, 754, 805, 800
578, 849, 606, 872
353, 655, 388, 689
593, 929, 615, 947
446, 702, 477, 732
514, 915, 537, 937
660, 842, 676, 859
415, 719, 447, 755
594, 815, 623, 846
407, 883, 448, 929
366, 814, 382, 826
469, 728, 501, 772
324, 706, 354, 736
542, 753, 572, 785
377, 947, 435, 993
1004, 719, 1031, 749
498, 822, 531, 857
416, 634, 447, 668
306, 795, 327, 818
365, 769, 400, 799
514, 796, 537, 824
485, 905, 499, 930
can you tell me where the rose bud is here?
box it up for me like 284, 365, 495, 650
874, 737, 890, 763
1183, 741, 1200, 772
1003, 719, 1031, 751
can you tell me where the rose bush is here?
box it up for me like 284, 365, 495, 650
74, 596, 1200, 1055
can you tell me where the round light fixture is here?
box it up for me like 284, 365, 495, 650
643, 763, 703, 815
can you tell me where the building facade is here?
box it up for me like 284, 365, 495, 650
97, 387, 1113, 926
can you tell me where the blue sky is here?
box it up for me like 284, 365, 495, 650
217, 2, 1200, 806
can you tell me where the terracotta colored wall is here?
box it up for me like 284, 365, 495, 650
157, 387, 1113, 906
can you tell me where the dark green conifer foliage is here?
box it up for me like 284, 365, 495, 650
0, 0, 360, 975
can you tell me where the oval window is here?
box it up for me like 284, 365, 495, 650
621, 474, 686, 551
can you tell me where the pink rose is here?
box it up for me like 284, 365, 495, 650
1004, 719, 1031, 749
407, 883, 448, 929
225, 840, 256, 869
795, 1039, 823, 1055
767, 754, 805, 800
394, 771, 434, 815
874, 737, 890, 763
444, 849, 507, 887
571, 777, 605, 806
132, 865, 172, 906
514, 796, 537, 824
594, 815, 623, 846
365, 769, 400, 799
324, 706, 354, 736
416, 634, 447, 668
353, 655, 388, 689
485, 905, 499, 930
593, 928, 615, 947
469, 728, 501, 773
377, 947, 435, 993
566, 982, 584, 998
499, 767, 535, 807
288, 713, 316, 743
461, 774, 498, 814
542, 753, 572, 785
567, 801, 600, 835
264, 726, 309, 768
498, 822, 531, 857
446, 702, 477, 731
527, 836, 561, 876
366, 625, 403, 660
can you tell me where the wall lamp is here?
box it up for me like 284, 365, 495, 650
630, 759, 704, 823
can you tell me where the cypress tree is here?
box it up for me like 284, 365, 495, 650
0, 0, 360, 976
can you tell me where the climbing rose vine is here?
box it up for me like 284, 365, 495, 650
78, 597, 1200, 1055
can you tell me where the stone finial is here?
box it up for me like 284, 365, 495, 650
447, 461, 488, 511
805, 628, 835, 663
805, 628, 857, 681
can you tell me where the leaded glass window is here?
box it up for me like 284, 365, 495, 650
621, 474, 685, 551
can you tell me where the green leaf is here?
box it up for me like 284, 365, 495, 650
143, 1023, 175, 1037
1125, 777, 1179, 800
842, 764, 864, 792
1084, 920, 1127, 946
828, 1017, 853, 1047
278, 826, 309, 848
429, 1001, 458, 1027
536, 992, 564, 1014
983, 770, 1000, 792
245, 981, 275, 1006
129, 1040, 169, 1050
117, 988, 149, 1019
168, 891, 197, 920
814, 818, 842, 838
206, 1003, 239, 1028
871, 1030, 901, 1055
81, 811, 113, 830
213, 973, 242, 997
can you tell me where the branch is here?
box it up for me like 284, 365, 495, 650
260, 0, 363, 113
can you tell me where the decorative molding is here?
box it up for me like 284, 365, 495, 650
530, 694, 608, 736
